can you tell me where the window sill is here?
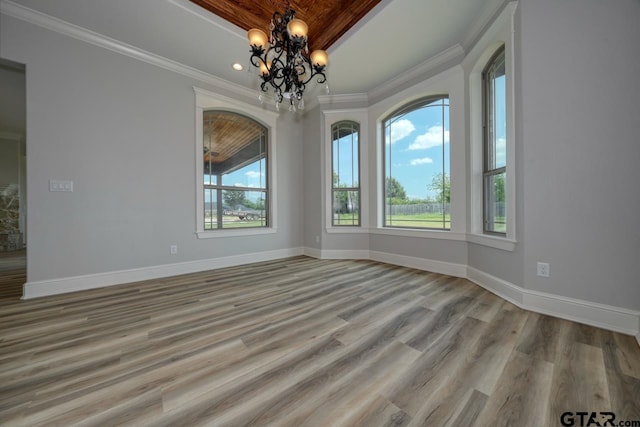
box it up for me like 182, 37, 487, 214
196, 228, 277, 239
326, 226, 369, 234
371, 228, 467, 241
467, 233, 516, 251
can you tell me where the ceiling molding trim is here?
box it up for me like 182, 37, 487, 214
0, 0, 260, 101
367, 44, 465, 103
461, 0, 518, 53
317, 93, 369, 106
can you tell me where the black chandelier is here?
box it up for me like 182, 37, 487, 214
247, 2, 328, 112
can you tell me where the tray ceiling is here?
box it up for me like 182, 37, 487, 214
188, 0, 383, 51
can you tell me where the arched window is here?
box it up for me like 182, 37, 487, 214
203, 111, 268, 229
382, 96, 450, 229
482, 45, 506, 235
331, 121, 360, 226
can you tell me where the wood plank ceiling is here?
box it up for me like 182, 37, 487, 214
188, 0, 383, 52
203, 111, 265, 168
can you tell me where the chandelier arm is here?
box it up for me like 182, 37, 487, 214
249, 52, 265, 68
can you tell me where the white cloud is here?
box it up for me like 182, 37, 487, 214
495, 137, 506, 166
387, 119, 415, 144
408, 125, 450, 150
245, 171, 264, 178
410, 157, 433, 166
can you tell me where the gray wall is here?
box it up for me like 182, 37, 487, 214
1, 15, 304, 282
518, 0, 640, 310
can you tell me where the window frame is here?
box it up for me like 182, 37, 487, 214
465, 1, 517, 251
323, 109, 368, 234
381, 95, 451, 231
331, 120, 361, 227
194, 87, 279, 238
482, 46, 507, 236
202, 110, 269, 231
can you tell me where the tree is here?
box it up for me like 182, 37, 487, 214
385, 176, 407, 202
222, 190, 246, 208
495, 173, 505, 202
429, 173, 450, 204
333, 172, 359, 214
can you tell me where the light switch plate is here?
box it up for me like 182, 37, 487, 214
49, 180, 73, 192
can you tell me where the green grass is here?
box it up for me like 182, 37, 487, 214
204, 213, 503, 233
334, 213, 360, 226
204, 215, 266, 230
385, 212, 451, 229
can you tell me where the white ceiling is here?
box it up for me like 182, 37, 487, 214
2, 0, 507, 103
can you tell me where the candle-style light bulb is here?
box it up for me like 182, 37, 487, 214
310, 50, 328, 67
247, 28, 268, 48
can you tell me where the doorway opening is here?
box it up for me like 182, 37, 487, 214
0, 57, 27, 300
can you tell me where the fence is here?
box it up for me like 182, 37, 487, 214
385, 202, 450, 216
385, 202, 505, 217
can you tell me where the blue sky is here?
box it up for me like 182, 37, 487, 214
204, 159, 266, 205
385, 99, 450, 200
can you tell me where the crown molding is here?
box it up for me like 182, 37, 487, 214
317, 93, 369, 106
461, 1, 518, 53
0, 0, 260, 101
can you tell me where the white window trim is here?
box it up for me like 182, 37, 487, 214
194, 87, 279, 239
371, 228, 467, 241
323, 108, 369, 234
371, 67, 467, 239
466, 1, 518, 251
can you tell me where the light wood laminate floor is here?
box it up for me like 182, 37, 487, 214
0, 256, 638, 426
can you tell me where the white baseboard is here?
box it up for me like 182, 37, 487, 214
369, 250, 468, 278
22, 246, 640, 340
23, 247, 305, 299
306, 249, 640, 338
303, 247, 322, 259
466, 267, 640, 337
466, 267, 523, 306
305, 248, 371, 260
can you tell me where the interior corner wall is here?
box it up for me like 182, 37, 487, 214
518, 0, 640, 310
464, 1, 525, 288
301, 105, 323, 250
1, 15, 305, 287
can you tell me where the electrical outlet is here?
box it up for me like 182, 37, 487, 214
170, 245, 178, 255
537, 262, 550, 277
